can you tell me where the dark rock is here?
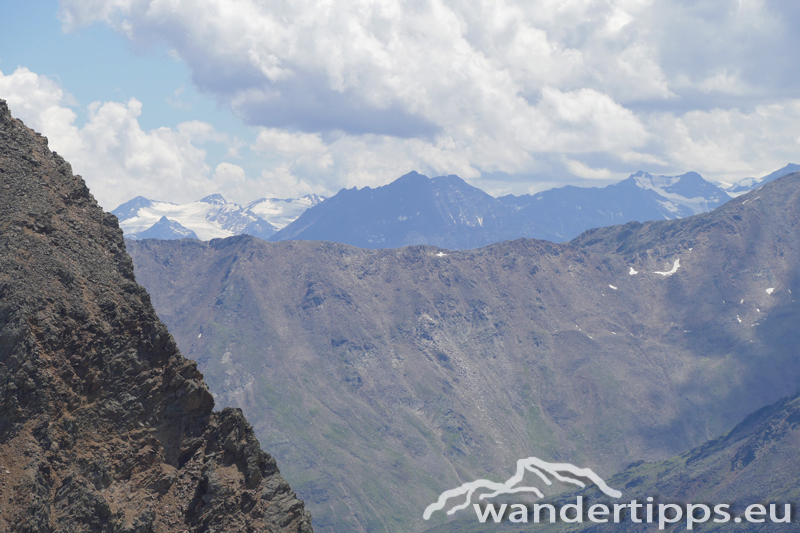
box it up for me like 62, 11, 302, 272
0, 98, 313, 532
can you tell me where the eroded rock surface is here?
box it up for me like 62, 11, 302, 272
0, 99, 313, 532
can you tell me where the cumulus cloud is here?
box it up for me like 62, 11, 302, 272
56, 1, 676, 138
11, 0, 800, 200
651, 100, 800, 184
0, 67, 219, 209
564, 159, 614, 181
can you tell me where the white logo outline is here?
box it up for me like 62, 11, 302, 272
423, 456, 622, 520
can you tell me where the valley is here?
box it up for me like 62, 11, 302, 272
128, 173, 800, 532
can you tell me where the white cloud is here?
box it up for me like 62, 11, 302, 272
251, 129, 328, 156
651, 100, 800, 184
564, 159, 614, 180
258, 165, 319, 199
177, 120, 229, 144
213, 162, 245, 183
697, 70, 750, 95
0, 67, 218, 209
6, 0, 798, 201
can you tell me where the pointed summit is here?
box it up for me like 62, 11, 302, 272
136, 216, 199, 240
199, 193, 227, 205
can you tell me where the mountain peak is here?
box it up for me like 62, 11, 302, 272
199, 193, 227, 205
110, 195, 165, 220
300, 193, 325, 204
431, 174, 468, 185
135, 216, 199, 240
394, 170, 429, 184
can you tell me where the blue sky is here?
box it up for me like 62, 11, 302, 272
1, 0, 799, 210
1, 1, 204, 129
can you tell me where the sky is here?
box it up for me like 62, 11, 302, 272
1, 0, 799, 210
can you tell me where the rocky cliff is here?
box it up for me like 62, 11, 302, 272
0, 99, 313, 532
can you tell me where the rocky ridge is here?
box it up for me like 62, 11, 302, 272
0, 99, 313, 531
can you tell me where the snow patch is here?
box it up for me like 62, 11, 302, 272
609, 285, 617, 290
657, 200, 680, 214
737, 315, 742, 323
654, 258, 680, 276
629, 267, 638, 275
766, 288, 774, 295
198, 333, 202, 338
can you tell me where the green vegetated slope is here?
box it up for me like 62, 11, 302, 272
127, 175, 800, 532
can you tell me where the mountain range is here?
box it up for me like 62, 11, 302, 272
270, 168, 799, 248
113, 192, 325, 240
127, 172, 800, 532
114, 165, 798, 249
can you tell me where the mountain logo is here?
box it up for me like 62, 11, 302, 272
423, 456, 622, 520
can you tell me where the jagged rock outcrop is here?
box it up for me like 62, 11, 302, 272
0, 99, 313, 531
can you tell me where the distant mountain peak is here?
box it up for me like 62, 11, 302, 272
431, 174, 469, 185
199, 193, 227, 205
724, 163, 800, 195
111, 195, 158, 219
300, 193, 325, 203
135, 216, 198, 240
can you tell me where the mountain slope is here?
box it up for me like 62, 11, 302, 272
0, 100, 312, 531
128, 173, 800, 532
590, 387, 800, 532
426, 386, 800, 532
271, 170, 732, 248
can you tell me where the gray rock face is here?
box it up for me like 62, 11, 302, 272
0, 99, 313, 532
